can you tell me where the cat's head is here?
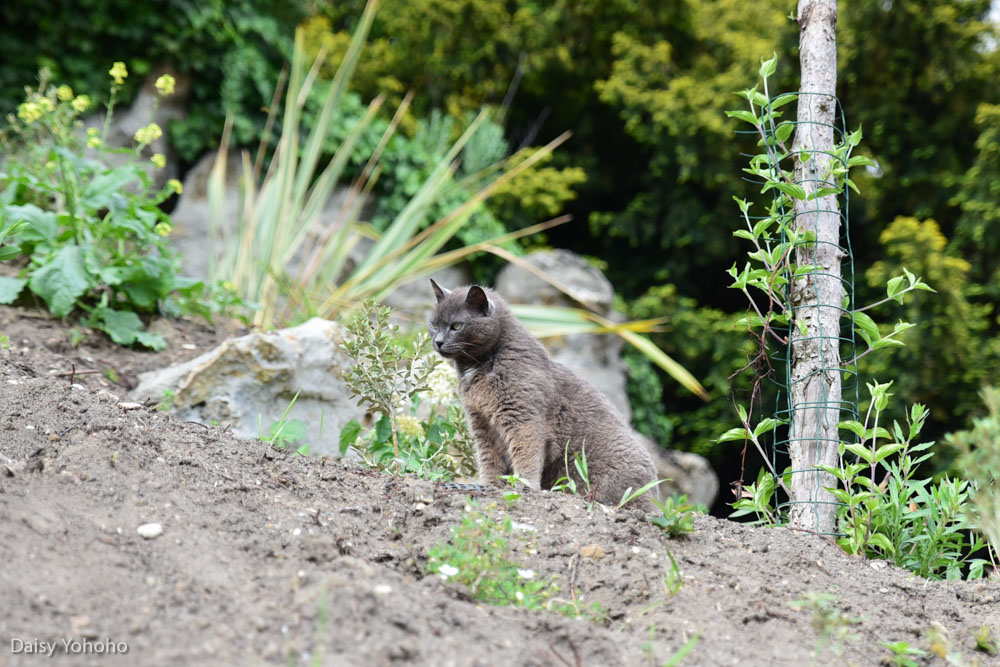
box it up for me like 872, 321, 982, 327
428, 280, 502, 362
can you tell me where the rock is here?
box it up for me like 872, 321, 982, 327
640, 436, 719, 508
130, 318, 363, 455
82, 65, 189, 192
167, 150, 239, 282
494, 249, 631, 420
580, 544, 606, 560
137, 523, 163, 539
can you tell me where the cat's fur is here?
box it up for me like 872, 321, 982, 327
429, 280, 658, 508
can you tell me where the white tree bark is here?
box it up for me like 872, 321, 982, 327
788, 0, 842, 533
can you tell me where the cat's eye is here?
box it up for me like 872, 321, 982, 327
451, 322, 464, 331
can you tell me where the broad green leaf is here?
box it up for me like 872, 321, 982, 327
759, 53, 778, 78
3, 204, 57, 243
28, 244, 92, 317
725, 109, 758, 125
0, 276, 26, 304
769, 94, 798, 109
847, 155, 875, 168
733, 229, 754, 241
844, 442, 874, 463
773, 122, 794, 143
339, 419, 362, 455
838, 420, 866, 440
0, 246, 19, 261
815, 464, 846, 481
753, 418, 779, 438
773, 181, 807, 200
874, 443, 905, 464
867, 533, 895, 554
715, 427, 748, 443
134, 331, 167, 350
80, 167, 140, 211
886, 275, 905, 301
853, 311, 880, 348
90, 307, 143, 345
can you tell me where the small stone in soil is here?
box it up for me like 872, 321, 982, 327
137, 523, 164, 539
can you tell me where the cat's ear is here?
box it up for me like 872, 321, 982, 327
466, 285, 491, 316
430, 279, 450, 303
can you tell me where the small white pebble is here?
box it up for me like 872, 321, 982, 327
373, 584, 392, 595
25, 424, 34, 430
181, 344, 197, 351
137, 523, 163, 539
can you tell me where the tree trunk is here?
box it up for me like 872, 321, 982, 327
788, 0, 842, 533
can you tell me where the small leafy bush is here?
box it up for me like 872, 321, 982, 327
0, 67, 222, 348
339, 300, 477, 481
820, 382, 990, 580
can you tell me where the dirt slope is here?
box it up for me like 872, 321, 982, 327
0, 306, 997, 666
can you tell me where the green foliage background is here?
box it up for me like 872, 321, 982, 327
3, 0, 999, 491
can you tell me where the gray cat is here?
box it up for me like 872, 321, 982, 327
429, 280, 658, 508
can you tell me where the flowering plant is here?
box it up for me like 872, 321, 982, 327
0, 66, 233, 347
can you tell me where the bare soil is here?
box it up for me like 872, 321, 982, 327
0, 304, 998, 667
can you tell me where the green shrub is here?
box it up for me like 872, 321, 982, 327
339, 300, 477, 481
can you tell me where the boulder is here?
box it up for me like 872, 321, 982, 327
168, 149, 239, 282
131, 318, 363, 455
494, 249, 631, 420
640, 436, 720, 508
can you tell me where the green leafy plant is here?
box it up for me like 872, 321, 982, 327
650, 494, 698, 537
973, 626, 998, 656
339, 300, 476, 480
880, 640, 926, 667
818, 383, 989, 580
550, 442, 593, 501
259, 390, 310, 456
0, 67, 225, 348
427, 502, 603, 622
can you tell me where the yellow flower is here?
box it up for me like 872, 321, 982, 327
17, 101, 43, 124
86, 127, 99, 138
154, 74, 176, 96
167, 179, 183, 195
133, 122, 163, 145
150, 153, 166, 169
395, 414, 424, 439
56, 85, 74, 102
87, 137, 102, 149
37, 97, 54, 113
109, 61, 128, 85
71, 95, 90, 113
154, 222, 172, 237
